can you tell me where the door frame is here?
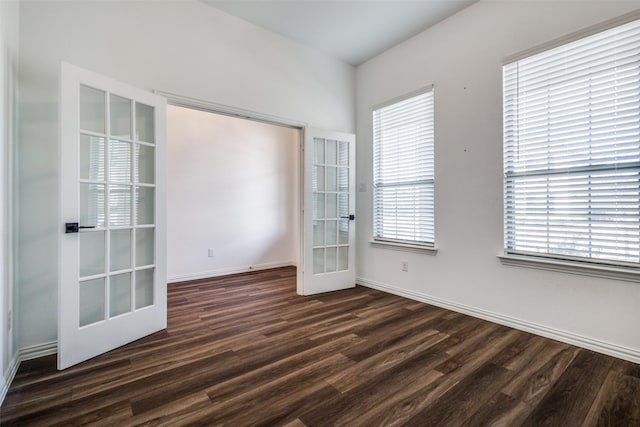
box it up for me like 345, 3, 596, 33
157, 91, 310, 295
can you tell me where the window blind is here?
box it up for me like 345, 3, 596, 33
503, 19, 640, 265
373, 90, 434, 245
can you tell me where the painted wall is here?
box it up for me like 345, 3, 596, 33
356, 0, 640, 361
17, 0, 354, 349
166, 105, 298, 282
1, 0, 19, 394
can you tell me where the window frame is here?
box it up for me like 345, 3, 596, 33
500, 13, 640, 279
371, 87, 436, 250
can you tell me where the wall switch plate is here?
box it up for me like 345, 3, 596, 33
208, 248, 215, 258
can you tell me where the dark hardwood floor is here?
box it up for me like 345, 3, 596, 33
2, 266, 639, 426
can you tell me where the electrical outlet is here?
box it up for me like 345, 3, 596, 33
401, 260, 409, 272
208, 248, 215, 258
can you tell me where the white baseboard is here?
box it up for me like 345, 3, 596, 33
357, 277, 640, 365
0, 351, 20, 405
168, 261, 296, 283
0, 341, 57, 405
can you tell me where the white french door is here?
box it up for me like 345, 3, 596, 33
59, 63, 167, 370
302, 128, 356, 295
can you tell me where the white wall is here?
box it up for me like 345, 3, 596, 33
167, 105, 298, 281
356, 0, 640, 362
17, 0, 354, 350
1, 0, 19, 396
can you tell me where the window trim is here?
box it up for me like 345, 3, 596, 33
498, 253, 640, 283
372, 85, 436, 247
369, 238, 438, 255
503, 9, 640, 65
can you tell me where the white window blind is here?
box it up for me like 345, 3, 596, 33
503, 19, 640, 265
373, 90, 434, 245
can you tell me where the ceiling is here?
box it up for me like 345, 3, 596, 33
201, 0, 477, 66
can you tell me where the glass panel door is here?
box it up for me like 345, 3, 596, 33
59, 62, 166, 370
303, 129, 355, 295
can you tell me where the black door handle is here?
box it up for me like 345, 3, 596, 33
340, 215, 355, 221
65, 223, 96, 233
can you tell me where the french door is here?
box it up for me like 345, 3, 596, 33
302, 128, 356, 294
59, 63, 166, 369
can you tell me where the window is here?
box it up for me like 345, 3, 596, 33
373, 89, 434, 246
503, 19, 640, 266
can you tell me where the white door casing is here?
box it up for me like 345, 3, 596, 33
302, 128, 356, 295
59, 62, 167, 370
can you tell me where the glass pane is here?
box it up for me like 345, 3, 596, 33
313, 220, 324, 246
338, 246, 349, 271
326, 139, 337, 165
79, 231, 105, 277
109, 272, 131, 317
326, 167, 337, 192
326, 247, 337, 272
79, 278, 105, 327
339, 220, 349, 245
338, 140, 349, 166
135, 268, 154, 309
136, 227, 155, 267
314, 138, 324, 164
110, 94, 131, 139
80, 85, 105, 134
313, 248, 324, 274
326, 193, 337, 219
110, 229, 131, 272
338, 167, 348, 192
326, 220, 337, 245
109, 185, 131, 226
80, 183, 105, 228
80, 135, 105, 181
136, 103, 155, 143
313, 193, 325, 220
135, 144, 155, 184
313, 166, 325, 192
338, 193, 348, 218
109, 140, 131, 182
136, 186, 155, 225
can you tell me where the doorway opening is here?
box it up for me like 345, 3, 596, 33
165, 104, 302, 288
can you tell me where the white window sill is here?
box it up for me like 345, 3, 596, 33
369, 240, 438, 255
498, 253, 640, 283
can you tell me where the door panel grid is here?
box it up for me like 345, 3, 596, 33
78, 84, 156, 327
312, 137, 350, 274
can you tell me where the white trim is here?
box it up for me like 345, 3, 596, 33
369, 239, 438, 255
167, 261, 296, 284
156, 90, 308, 130
498, 254, 640, 283
0, 341, 57, 405
0, 351, 18, 405
357, 277, 640, 364
20, 341, 57, 361
503, 9, 640, 64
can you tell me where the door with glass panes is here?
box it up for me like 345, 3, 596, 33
59, 63, 166, 370
302, 128, 356, 294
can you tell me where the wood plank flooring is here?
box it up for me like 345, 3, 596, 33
2, 266, 639, 426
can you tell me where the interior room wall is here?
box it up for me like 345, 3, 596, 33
16, 0, 354, 351
355, 0, 640, 362
166, 105, 299, 282
1, 0, 19, 395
